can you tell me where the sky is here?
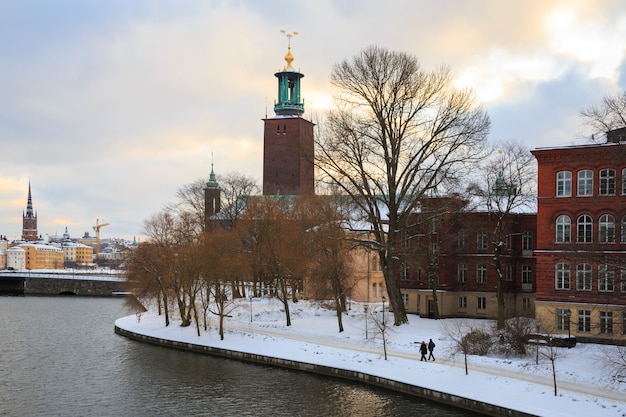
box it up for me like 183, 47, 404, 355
116, 297, 626, 417
1, 0, 626, 241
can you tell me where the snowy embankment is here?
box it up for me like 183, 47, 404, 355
115, 298, 626, 417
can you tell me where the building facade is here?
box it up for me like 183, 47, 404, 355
531, 129, 626, 343
396, 197, 536, 320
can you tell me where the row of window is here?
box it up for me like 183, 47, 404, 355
556, 309, 626, 335
456, 263, 533, 284
555, 263, 626, 292
556, 168, 626, 197
555, 214, 626, 244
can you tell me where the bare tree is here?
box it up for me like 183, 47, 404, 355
467, 140, 536, 328
580, 90, 626, 138
316, 46, 490, 325
219, 172, 259, 229
443, 320, 491, 375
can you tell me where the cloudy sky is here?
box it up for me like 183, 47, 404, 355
1, 0, 625, 241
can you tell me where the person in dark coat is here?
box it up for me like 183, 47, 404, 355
428, 338, 436, 361
419, 341, 428, 361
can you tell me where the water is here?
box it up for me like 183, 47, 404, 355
0, 296, 478, 416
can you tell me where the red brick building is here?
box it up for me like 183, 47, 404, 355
396, 197, 536, 320
531, 129, 626, 343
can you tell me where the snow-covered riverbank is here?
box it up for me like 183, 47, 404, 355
115, 298, 626, 417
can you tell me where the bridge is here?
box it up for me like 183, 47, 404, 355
0, 271, 126, 296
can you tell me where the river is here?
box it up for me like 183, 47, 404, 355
0, 296, 478, 416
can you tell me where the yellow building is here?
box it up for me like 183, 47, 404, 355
20, 243, 64, 270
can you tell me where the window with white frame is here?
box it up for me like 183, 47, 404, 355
556, 171, 572, 196
522, 231, 533, 251
477, 297, 486, 309
401, 263, 409, 281
458, 296, 467, 308
378, 283, 384, 298
372, 282, 377, 298
477, 263, 487, 283
622, 216, 626, 243
522, 265, 533, 284
621, 268, 626, 293
457, 229, 468, 250
598, 264, 614, 292
401, 293, 409, 305
556, 215, 571, 243
477, 230, 488, 250
577, 169, 593, 196
578, 310, 591, 333
600, 168, 616, 195
576, 263, 592, 291
600, 311, 613, 334
556, 308, 569, 331
457, 263, 467, 282
577, 215, 593, 243
555, 263, 570, 289
622, 168, 626, 194
599, 214, 615, 243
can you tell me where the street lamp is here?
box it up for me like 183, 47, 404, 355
381, 295, 386, 328
364, 304, 369, 339
247, 284, 253, 323
564, 309, 572, 348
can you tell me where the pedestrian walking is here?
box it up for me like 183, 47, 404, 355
419, 341, 428, 361
428, 338, 436, 361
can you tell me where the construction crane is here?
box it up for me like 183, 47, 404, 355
93, 219, 110, 261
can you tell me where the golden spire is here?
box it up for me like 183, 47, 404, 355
280, 29, 298, 70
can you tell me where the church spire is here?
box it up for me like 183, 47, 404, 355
22, 181, 38, 241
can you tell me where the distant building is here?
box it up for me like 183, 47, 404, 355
22, 182, 38, 241
60, 227, 94, 265
6, 246, 25, 270
19, 242, 64, 270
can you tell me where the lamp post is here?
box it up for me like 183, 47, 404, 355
364, 304, 369, 339
248, 284, 253, 323
564, 309, 571, 348
381, 295, 386, 328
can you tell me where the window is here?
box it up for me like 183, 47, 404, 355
457, 263, 467, 283
458, 296, 467, 309
556, 308, 569, 331
623, 312, 626, 336
599, 214, 615, 243
577, 170, 593, 196
522, 265, 533, 284
477, 264, 487, 283
504, 264, 513, 281
622, 168, 626, 194
556, 171, 572, 196
600, 311, 613, 334
522, 231, 533, 251
457, 229, 468, 250
401, 293, 409, 305
477, 297, 486, 309
577, 215, 592, 243
555, 263, 570, 289
622, 216, 626, 243
477, 230, 488, 250
401, 264, 409, 281
401, 230, 409, 249
600, 169, 616, 195
372, 283, 377, 298
556, 215, 571, 243
378, 283, 384, 298
621, 269, 626, 293
598, 264, 614, 292
576, 264, 592, 291
578, 310, 591, 333
522, 297, 531, 310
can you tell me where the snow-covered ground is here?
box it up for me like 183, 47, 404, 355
115, 298, 626, 417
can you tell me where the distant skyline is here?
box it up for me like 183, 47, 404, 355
1, 0, 625, 240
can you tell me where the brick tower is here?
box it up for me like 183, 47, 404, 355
22, 182, 38, 241
263, 34, 314, 196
